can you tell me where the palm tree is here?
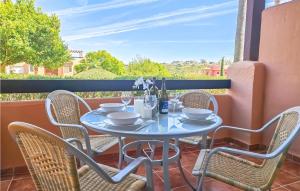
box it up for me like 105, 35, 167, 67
234, 0, 247, 62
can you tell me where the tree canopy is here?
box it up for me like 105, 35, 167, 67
75, 50, 125, 75
127, 57, 171, 77
0, 0, 70, 71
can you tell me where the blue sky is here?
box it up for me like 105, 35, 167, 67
34, 0, 277, 63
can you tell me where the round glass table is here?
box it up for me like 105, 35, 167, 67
80, 107, 222, 190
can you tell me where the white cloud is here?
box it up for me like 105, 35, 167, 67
64, 1, 237, 41
133, 39, 234, 44
75, 0, 88, 7
51, 0, 160, 16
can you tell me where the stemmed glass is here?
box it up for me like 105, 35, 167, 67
170, 93, 181, 116
121, 91, 133, 110
144, 93, 158, 118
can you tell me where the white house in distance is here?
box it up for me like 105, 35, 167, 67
5, 50, 84, 76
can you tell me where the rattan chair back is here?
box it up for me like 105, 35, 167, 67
180, 91, 210, 109
8, 122, 81, 191
180, 90, 218, 114
261, 109, 300, 185
46, 90, 91, 140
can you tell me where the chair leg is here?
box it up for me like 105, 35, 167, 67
196, 175, 205, 191
201, 134, 207, 149
118, 137, 124, 169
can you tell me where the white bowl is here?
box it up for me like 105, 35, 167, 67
100, 103, 125, 113
182, 108, 213, 120
107, 112, 141, 125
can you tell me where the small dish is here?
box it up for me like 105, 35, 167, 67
107, 112, 141, 126
104, 118, 143, 127
182, 108, 213, 120
95, 107, 125, 114
100, 103, 125, 113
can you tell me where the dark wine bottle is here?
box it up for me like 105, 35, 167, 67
159, 78, 168, 114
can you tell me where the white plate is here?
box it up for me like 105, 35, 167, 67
180, 114, 216, 122
104, 118, 144, 127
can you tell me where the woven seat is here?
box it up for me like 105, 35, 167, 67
45, 90, 121, 157
78, 164, 146, 191
79, 135, 119, 155
8, 122, 153, 191
193, 107, 300, 191
178, 136, 211, 145
177, 91, 218, 146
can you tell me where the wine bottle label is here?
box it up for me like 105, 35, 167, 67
159, 101, 168, 113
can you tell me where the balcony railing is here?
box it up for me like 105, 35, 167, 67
1, 79, 231, 93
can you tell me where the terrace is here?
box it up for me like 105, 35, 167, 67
1, 0, 300, 191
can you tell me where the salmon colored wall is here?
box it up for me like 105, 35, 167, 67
259, 0, 300, 157
0, 95, 231, 170
227, 61, 265, 145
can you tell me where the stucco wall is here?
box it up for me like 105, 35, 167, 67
227, 61, 265, 145
0, 95, 231, 169
259, 0, 300, 157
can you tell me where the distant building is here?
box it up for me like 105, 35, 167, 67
203, 65, 228, 76
5, 49, 84, 76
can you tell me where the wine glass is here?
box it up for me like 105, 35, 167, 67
121, 91, 133, 110
170, 92, 181, 116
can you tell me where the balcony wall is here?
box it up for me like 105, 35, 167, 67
259, 0, 300, 157
0, 95, 232, 169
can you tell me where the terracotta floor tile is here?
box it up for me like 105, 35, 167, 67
172, 185, 192, 191
180, 151, 199, 166
156, 167, 196, 189
272, 181, 282, 189
272, 186, 290, 190
153, 173, 165, 191
273, 170, 300, 186
9, 178, 36, 191
1, 180, 12, 191
284, 181, 300, 191
281, 160, 300, 177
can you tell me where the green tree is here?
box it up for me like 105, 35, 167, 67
220, 57, 225, 76
0, 0, 70, 72
76, 50, 125, 75
127, 57, 171, 77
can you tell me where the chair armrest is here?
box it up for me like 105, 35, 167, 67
66, 138, 84, 152
67, 144, 154, 190
209, 115, 281, 149
196, 146, 277, 191
53, 122, 92, 156
112, 157, 153, 190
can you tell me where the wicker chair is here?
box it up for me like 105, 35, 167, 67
193, 106, 300, 191
178, 90, 218, 148
45, 90, 124, 168
8, 122, 154, 191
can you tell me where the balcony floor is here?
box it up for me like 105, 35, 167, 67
1, 142, 300, 191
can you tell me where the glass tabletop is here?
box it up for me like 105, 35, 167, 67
80, 106, 223, 139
